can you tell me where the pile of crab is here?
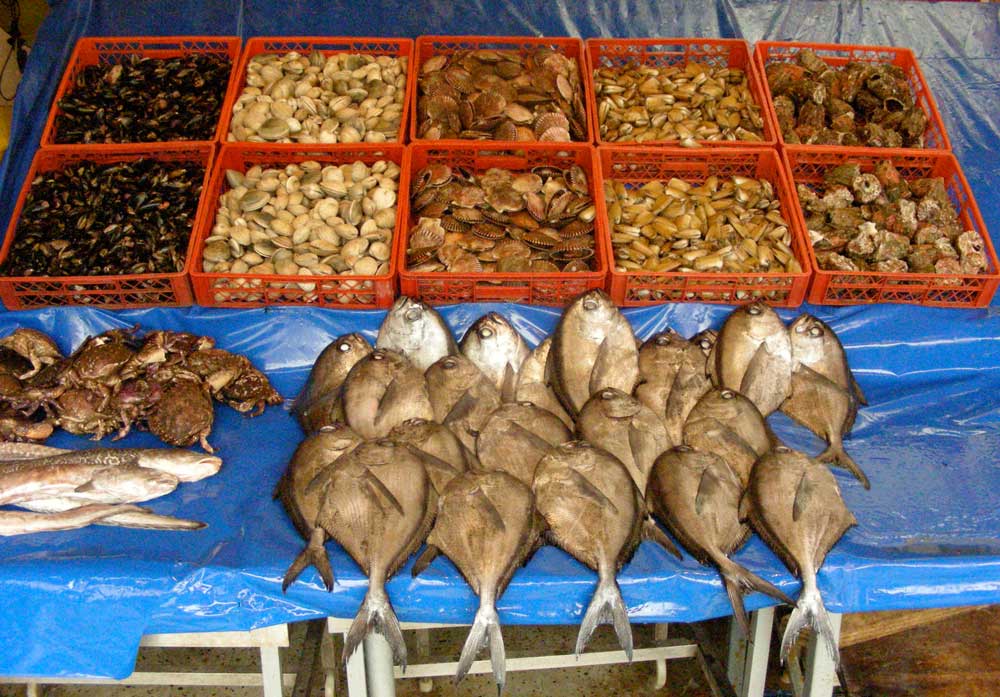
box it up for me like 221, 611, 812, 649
0, 327, 281, 451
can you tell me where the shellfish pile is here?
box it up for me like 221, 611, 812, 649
416, 48, 586, 142
604, 174, 802, 275
594, 61, 765, 145
229, 51, 407, 144
766, 49, 929, 148
406, 163, 597, 274
201, 159, 399, 301
799, 160, 989, 275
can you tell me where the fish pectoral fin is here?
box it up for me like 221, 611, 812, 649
411, 544, 440, 577
442, 389, 478, 427
644, 517, 682, 560
695, 468, 725, 517
792, 470, 817, 522
407, 446, 459, 479
737, 490, 752, 523
566, 468, 619, 516
469, 486, 506, 534
506, 420, 559, 455
362, 470, 405, 517
74, 481, 98, 493
740, 342, 788, 409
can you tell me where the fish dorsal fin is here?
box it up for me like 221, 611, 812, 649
507, 420, 558, 455
695, 467, 724, 517
411, 544, 440, 577
737, 490, 752, 522
644, 516, 682, 560
740, 341, 786, 407
468, 485, 506, 533
443, 389, 478, 426
626, 423, 644, 468
792, 469, 816, 522
377, 374, 408, 414
407, 445, 458, 479
500, 363, 518, 403
362, 469, 404, 517
0, 442, 70, 461
588, 334, 614, 396
566, 467, 619, 516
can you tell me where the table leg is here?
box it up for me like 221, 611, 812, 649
415, 628, 433, 693
320, 629, 336, 697
363, 633, 396, 697
260, 644, 283, 697
344, 634, 367, 697
726, 607, 774, 697
653, 623, 669, 689
802, 612, 842, 697
25, 684, 40, 697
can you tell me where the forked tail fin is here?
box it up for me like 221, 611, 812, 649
456, 599, 505, 690
343, 583, 407, 669
718, 556, 795, 637
780, 580, 840, 668
282, 527, 333, 592
576, 570, 632, 660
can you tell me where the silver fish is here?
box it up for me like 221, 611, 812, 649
460, 312, 531, 402
646, 447, 792, 635
635, 330, 695, 423
788, 314, 866, 407
376, 296, 459, 372
748, 447, 856, 667
684, 388, 771, 487
293, 333, 372, 433
577, 388, 669, 492
713, 302, 792, 417
412, 471, 541, 689
549, 289, 639, 416
425, 355, 501, 453
514, 338, 573, 428
0, 503, 147, 536
533, 441, 679, 658
295, 439, 436, 668
476, 402, 572, 486
341, 350, 433, 439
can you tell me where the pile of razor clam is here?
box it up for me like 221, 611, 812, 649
281, 289, 867, 686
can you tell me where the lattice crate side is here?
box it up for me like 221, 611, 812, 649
254, 37, 410, 58
592, 40, 740, 71
418, 36, 583, 60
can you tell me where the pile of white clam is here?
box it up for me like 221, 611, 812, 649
228, 51, 408, 144
202, 159, 399, 302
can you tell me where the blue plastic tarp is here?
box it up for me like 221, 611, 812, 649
0, 0, 999, 681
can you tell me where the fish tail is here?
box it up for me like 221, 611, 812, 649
456, 598, 505, 689
343, 582, 407, 670
282, 527, 334, 592
718, 557, 795, 638
576, 570, 632, 660
780, 578, 840, 669
818, 442, 870, 490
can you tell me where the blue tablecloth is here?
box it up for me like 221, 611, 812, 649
0, 0, 999, 680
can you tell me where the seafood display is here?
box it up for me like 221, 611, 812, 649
53, 53, 232, 144
798, 160, 988, 275
765, 48, 929, 147
280, 289, 871, 680
2, 158, 205, 277
593, 61, 765, 145
406, 161, 597, 274
416, 47, 586, 142
202, 159, 400, 297
228, 51, 408, 144
604, 173, 802, 275
0, 326, 280, 450
0, 442, 222, 535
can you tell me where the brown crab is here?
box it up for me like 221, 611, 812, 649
147, 378, 215, 452
0, 328, 63, 379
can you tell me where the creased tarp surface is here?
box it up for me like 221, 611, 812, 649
1, 303, 1000, 678
0, 0, 999, 680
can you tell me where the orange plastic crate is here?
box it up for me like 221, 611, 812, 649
190, 143, 408, 308
0, 145, 213, 310
595, 146, 810, 307
785, 149, 999, 307
40, 36, 241, 149
400, 142, 606, 306
411, 35, 593, 145
585, 38, 776, 148
219, 37, 414, 144
754, 41, 951, 152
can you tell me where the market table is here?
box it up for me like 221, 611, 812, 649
1, 1, 1000, 696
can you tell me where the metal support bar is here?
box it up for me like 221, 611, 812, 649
344, 634, 368, 697
11, 672, 296, 687
802, 612, 842, 697
726, 607, 775, 697
653, 623, 669, 689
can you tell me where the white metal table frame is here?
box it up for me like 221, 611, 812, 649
329, 607, 775, 697
1, 623, 294, 697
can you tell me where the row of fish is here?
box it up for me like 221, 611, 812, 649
0, 442, 222, 534
279, 290, 866, 687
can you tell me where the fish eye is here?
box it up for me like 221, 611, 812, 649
377, 438, 393, 447
404, 308, 422, 322
372, 352, 385, 361
748, 305, 762, 316
583, 299, 598, 310
655, 335, 670, 346
809, 327, 823, 337
518, 401, 533, 407
699, 338, 712, 349
338, 342, 351, 352
478, 327, 493, 338
775, 446, 790, 453
601, 390, 615, 399
676, 445, 693, 453
443, 358, 457, 369
794, 323, 807, 334
721, 390, 735, 399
